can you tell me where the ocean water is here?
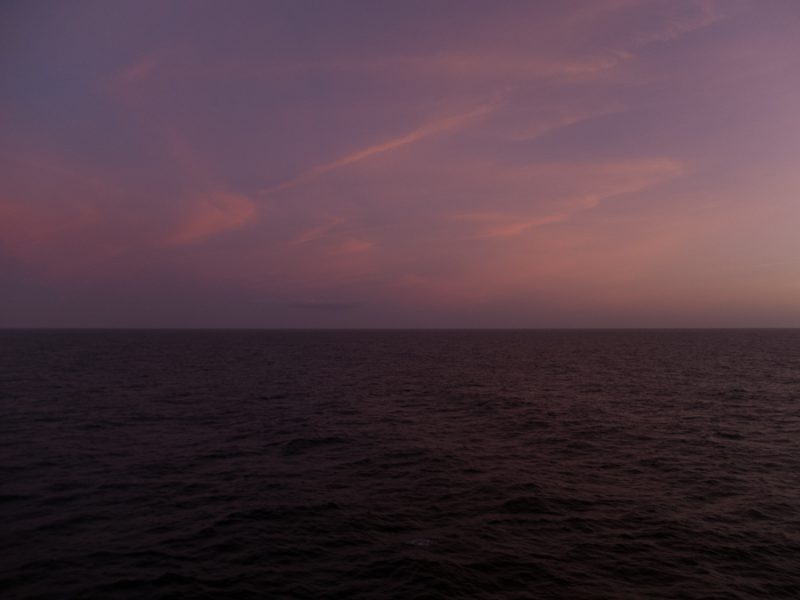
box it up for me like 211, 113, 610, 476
1, 329, 800, 599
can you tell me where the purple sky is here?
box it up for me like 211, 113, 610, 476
2, 0, 800, 327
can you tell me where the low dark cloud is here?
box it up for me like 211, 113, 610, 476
288, 301, 362, 311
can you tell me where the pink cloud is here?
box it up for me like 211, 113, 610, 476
289, 217, 345, 246
0, 197, 118, 277
119, 55, 159, 84
318, 51, 632, 83
634, 0, 731, 46
442, 158, 685, 239
165, 191, 257, 246
0, 198, 94, 250
260, 102, 500, 195
456, 211, 572, 239
496, 103, 626, 142
336, 238, 373, 254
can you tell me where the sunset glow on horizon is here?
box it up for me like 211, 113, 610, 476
2, 0, 799, 328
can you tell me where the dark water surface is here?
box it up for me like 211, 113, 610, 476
2, 330, 800, 599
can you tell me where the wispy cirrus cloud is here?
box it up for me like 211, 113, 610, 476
165, 191, 256, 246
119, 55, 159, 84
336, 238, 373, 254
261, 102, 500, 196
289, 216, 345, 246
496, 102, 626, 141
633, 0, 734, 46
452, 159, 685, 239
0, 198, 96, 257
454, 205, 590, 240
315, 51, 632, 83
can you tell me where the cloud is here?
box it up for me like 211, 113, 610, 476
289, 216, 345, 245
455, 209, 579, 239
0, 198, 95, 252
499, 103, 626, 141
261, 102, 499, 195
318, 51, 631, 83
119, 55, 159, 84
634, 0, 732, 46
288, 300, 361, 311
165, 191, 256, 246
452, 159, 685, 239
0, 197, 120, 277
336, 238, 373, 254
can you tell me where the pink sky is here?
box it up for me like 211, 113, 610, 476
1, 0, 799, 327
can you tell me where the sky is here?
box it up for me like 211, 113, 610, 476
1, 0, 799, 328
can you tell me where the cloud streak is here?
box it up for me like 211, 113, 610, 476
634, 0, 732, 46
260, 102, 499, 196
165, 191, 257, 246
453, 159, 685, 239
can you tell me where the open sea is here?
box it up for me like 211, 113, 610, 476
1, 329, 800, 599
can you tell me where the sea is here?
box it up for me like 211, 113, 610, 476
1, 329, 799, 599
